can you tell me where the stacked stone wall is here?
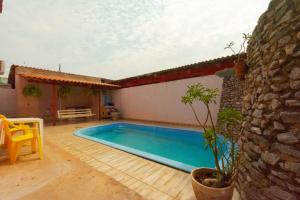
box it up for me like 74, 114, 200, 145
219, 75, 245, 112
238, 0, 300, 199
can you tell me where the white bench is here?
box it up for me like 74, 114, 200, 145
57, 108, 96, 119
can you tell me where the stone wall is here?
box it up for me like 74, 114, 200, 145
238, 0, 300, 200
219, 75, 244, 112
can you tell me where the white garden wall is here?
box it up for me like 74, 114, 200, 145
113, 75, 223, 126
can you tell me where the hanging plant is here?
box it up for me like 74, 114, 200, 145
58, 86, 72, 99
83, 88, 100, 96
22, 84, 42, 98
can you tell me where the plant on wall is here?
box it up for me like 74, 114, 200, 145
57, 86, 72, 109
225, 33, 251, 79
22, 84, 42, 98
58, 86, 72, 99
182, 83, 242, 199
83, 88, 101, 96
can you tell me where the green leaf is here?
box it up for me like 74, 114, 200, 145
203, 128, 216, 147
181, 83, 219, 105
23, 84, 42, 98
218, 108, 242, 129
58, 86, 72, 99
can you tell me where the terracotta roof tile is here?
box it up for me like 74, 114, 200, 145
9, 65, 120, 88
116, 54, 243, 82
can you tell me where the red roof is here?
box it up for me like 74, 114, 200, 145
116, 54, 241, 88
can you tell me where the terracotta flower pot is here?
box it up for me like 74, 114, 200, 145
234, 59, 247, 79
191, 168, 234, 200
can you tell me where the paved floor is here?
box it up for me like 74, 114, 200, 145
45, 121, 196, 200
0, 130, 142, 200
1, 120, 240, 200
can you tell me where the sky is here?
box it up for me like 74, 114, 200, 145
0, 0, 270, 80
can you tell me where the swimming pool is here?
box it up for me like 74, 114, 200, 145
75, 123, 226, 172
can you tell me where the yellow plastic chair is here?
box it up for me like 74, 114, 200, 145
0, 115, 43, 164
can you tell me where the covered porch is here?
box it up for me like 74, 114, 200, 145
8, 65, 120, 125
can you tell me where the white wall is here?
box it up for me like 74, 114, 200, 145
0, 87, 17, 117
113, 75, 223, 126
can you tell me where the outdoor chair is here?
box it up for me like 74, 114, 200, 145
0, 115, 43, 164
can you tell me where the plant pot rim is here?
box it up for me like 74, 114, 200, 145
191, 168, 234, 191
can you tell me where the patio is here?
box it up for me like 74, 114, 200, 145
1, 120, 240, 200
0, 121, 142, 200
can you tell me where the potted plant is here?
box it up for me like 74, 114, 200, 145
225, 33, 251, 79
182, 83, 242, 200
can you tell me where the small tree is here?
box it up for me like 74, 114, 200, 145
182, 83, 242, 188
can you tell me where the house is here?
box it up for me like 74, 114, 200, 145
6, 65, 119, 124
1, 54, 240, 126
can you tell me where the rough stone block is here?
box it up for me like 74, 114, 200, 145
290, 80, 300, 89
271, 169, 293, 181
253, 134, 270, 150
285, 100, 300, 107
264, 93, 279, 101
268, 174, 287, 187
272, 143, 300, 160
251, 127, 262, 135
272, 75, 288, 83
277, 132, 299, 144
271, 83, 289, 92
287, 182, 300, 193
279, 161, 300, 175
248, 167, 269, 187
273, 121, 286, 130
271, 99, 281, 109
262, 151, 280, 165
295, 91, 300, 99
280, 111, 300, 123
280, 92, 292, 99
290, 67, 300, 80
278, 35, 292, 46
285, 44, 297, 55
252, 109, 263, 118
269, 186, 297, 200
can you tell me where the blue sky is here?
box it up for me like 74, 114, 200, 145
0, 0, 269, 79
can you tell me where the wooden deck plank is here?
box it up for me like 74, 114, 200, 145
45, 121, 197, 200
119, 158, 148, 174
160, 171, 189, 196
110, 154, 137, 168
143, 166, 169, 185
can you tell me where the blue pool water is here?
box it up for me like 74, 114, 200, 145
75, 123, 226, 172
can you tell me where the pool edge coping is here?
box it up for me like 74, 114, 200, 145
73, 122, 207, 172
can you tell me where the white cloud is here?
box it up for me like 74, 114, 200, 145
0, 0, 269, 79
